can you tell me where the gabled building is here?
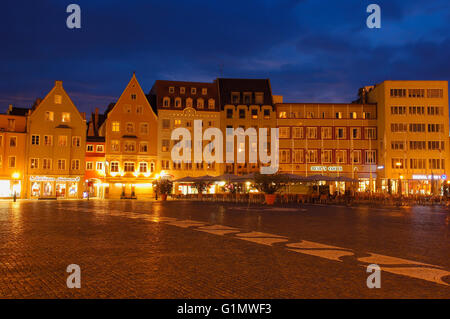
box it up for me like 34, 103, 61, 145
0, 111, 27, 198
149, 80, 221, 194
85, 107, 106, 198
99, 73, 158, 199
24, 80, 86, 199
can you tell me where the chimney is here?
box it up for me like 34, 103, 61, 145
94, 107, 99, 125
55, 80, 63, 88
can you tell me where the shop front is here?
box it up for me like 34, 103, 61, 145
29, 176, 82, 199
0, 179, 22, 198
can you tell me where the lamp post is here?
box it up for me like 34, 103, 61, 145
396, 162, 402, 195
12, 172, 20, 202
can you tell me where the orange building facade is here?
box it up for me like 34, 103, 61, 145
0, 113, 27, 198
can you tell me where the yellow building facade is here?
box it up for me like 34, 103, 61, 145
276, 103, 378, 192
24, 81, 87, 199
364, 80, 449, 194
0, 114, 27, 198
99, 74, 158, 199
149, 80, 221, 194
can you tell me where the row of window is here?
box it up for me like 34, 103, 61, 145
44, 111, 71, 122
161, 119, 215, 129
278, 111, 373, 120
279, 127, 377, 140
160, 160, 216, 170
391, 141, 445, 151
110, 140, 149, 153
231, 92, 265, 105
390, 123, 445, 133
122, 105, 145, 114
86, 144, 104, 152
162, 97, 216, 109
227, 108, 271, 119
391, 158, 445, 170
29, 158, 81, 170
390, 106, 444, 115
31, 135, 81, 147
168, 87, 207, 95
390, 88, 444, 98
279, 149, 377, 165
111, 122, 149, 134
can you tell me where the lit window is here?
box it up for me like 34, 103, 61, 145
86, 144, 94, 152
112, 122, 120, 132
96, 145, 104, 152
45, 111, 54, 121
61, 112, 70, 122
180, 87, 185, 94
202, 88, 207, 95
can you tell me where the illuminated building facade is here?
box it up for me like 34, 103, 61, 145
24, 81, 87, 199
217, 78, 278, 175
363, 80, 449, 194
98, 74, 158, 199
276, 103, 378, 193
148, 80, 221, 194
0, 109, 27, 198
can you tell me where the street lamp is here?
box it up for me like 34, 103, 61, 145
12, 172, 20, 202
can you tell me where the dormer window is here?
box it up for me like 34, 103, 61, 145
243, 93, 252, 104
186, 98, 193, 108
191, 88, 197, 95
197, 98, 204, 109
255, 92, 264, 104
180, 87, 185, 94
202, 88, 207, 95
169, 87, 175, 93
175, 97, 181, 108
231, 92, 240, 104
208, 99, 215, 109
163, 97, 170, 107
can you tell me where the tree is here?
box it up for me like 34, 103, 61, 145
253, 173, 289, 194
153, 179, 173, 195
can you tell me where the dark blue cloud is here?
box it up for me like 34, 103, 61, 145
0, 0, 448, 114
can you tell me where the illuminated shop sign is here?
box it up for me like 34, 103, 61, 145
29, 176, 80, 182
412, 175, 443, 180
310, 166, 343, 172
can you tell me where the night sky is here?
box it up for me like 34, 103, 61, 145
1, 0, 449, 115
